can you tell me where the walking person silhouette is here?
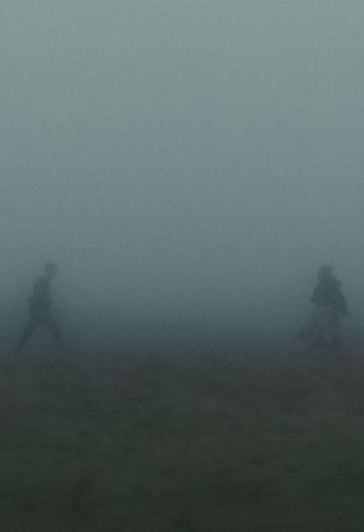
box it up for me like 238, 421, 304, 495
16, 262, 64, 354
299, 265, 350, 354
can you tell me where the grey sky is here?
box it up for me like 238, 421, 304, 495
1, 1, 364, 337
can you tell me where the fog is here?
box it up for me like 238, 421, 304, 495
1, 1, 364, 351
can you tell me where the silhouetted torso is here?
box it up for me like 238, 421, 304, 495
311, 274, 348, 316
28, 275, 52, 316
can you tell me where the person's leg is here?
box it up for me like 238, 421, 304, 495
297, 320, 320, 355
45, 316, 65, 352
324, 311, 340, 351
15, 318, 39, 353
301, 312, 322, 354
331, 318, 341, 355
302, 337, 318, 355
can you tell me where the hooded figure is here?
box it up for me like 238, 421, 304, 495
299, 265, 349, 352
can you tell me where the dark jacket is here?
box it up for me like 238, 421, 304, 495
27, 275, 52, 317
311, 276, 349, 316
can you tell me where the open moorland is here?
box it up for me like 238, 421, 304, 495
1, 348, 364, 531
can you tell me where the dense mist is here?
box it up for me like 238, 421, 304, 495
1, 1, 364, 351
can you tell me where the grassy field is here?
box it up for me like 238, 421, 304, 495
1, 347, 364, 531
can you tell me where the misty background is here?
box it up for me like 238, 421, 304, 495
0, 1, 363, 351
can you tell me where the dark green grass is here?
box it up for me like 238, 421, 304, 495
1, 348, 364, 531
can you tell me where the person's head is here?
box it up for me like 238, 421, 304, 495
44, 262, 58, 279
318, 264, 333, 281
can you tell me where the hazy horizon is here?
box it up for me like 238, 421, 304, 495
1, 1, 364, 349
